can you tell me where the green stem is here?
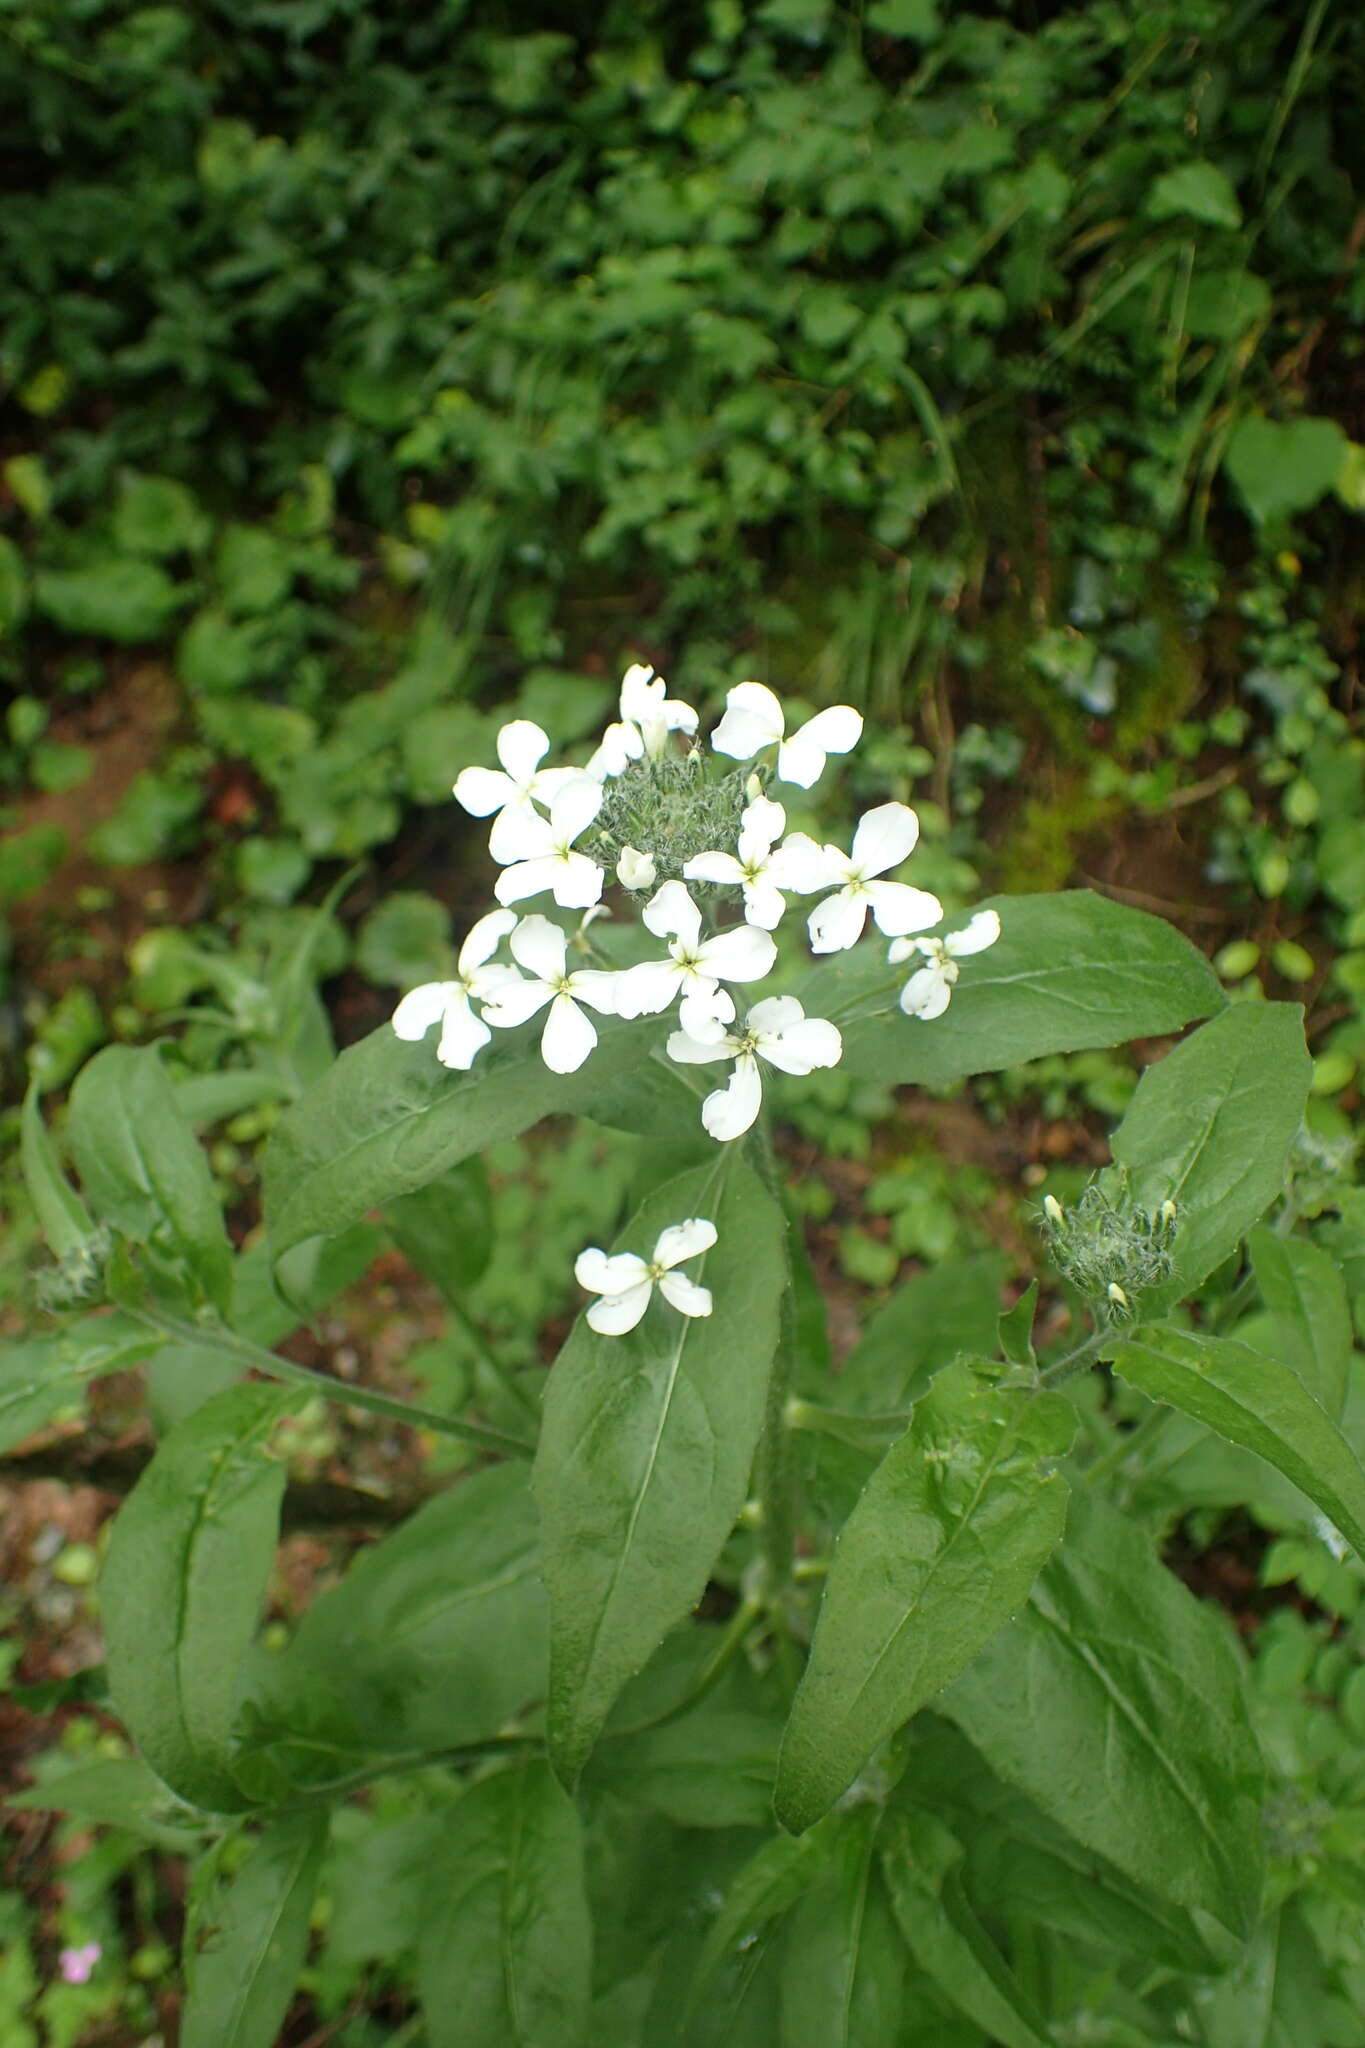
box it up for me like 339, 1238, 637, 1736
1083, 1403, 1173, 1488
1037, 1326, 1107, 1387
604, 1597, 762, 1742
749, 1120, 798, 1602
446, 1293, 541, 1425
274, 1730, 542, 1811
785, 1397, 909, 1455
131, 1303, 536, 1460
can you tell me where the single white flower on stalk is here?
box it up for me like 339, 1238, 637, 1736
891, 908, 1001, 1020
682, 795, 796, 932
575, 1216, 717, 1335
453, 720, 585, 863
493, 776, 606, 909
588, 663, 699, 778
480, 914, 618, 1073
614, 880, 777, 1040
782, 803, 943, 954
616, 845, 658, 891
390, 908, 521, 1070
710, 680, 863, 788
667, 995, 842, 1142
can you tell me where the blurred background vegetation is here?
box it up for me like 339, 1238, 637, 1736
3, 0, 1365, 2039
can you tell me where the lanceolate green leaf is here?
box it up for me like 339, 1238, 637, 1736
812, 892, 1223, 1086
417, 1761, 591, 2048
1110, 1002, 1311, 1313
100, 1383, 300, 1811
262, 1014, 672, 1269
180, 1812, 329, 2048
779, 1806, 905, 2048
774, 1364, 1074, 1834
1107, 1324, 1365, 1557
688, 1817, 842, 2013
21, 1081, 94, 1260
0, 1316, 156, 1454
535, 1159, 785, 1785
1248, 1225, 1353, 1419
67, 1045, 233, 1315
877, 1808, 1050, 2048
942, 1492, 1264, 1939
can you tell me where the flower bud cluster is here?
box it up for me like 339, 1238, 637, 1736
1039, 1180, 1178, 1318
33, 1227, 113, 1313
393, 659, 1003, 1144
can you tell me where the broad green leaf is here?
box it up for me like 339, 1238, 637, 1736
775, 1364, 1074, 1833
587, 1693, 783, 1830
1224, 416, 1349, 527
837, 1253, 1010, 1410
1148, 159, 1242, 229
21, 1082, 94, 1259
68, 1045, 232, 1315
1249, 1225, 1353, 1418
689, 1823, 839, 2015
942, 1492, 1264, 1938
877, 1808, 1049, 2048
262, 1013, 676, 1270
180, 1812, 329, 2048
114, 472, 208, 557
779, 1807, 905, 2048
905, 1718, 1223, 1972
100, 1383, 299, 1811
34, 559, 186, 641
418, 1761, 591, 2048
536, 1159, 785, 1784
10, 1757, 204, 1852
1110, 1003, 1311, 1314
0, 1317, 156, 1454
1199, 1901, 1332, 2048
384, 1158, 493, 1298
254, 1461, 546, 1768
815, 893, 1223, 1087
1107, 1324, 1365, 1557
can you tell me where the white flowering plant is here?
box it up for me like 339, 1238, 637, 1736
19, 661, 1351, 2045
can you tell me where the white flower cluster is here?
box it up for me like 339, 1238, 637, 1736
393, 665, 1001, 1142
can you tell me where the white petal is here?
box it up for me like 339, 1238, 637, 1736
481, 977, 552, 1030
758, 1017, 843, 1076
576, 1247, 650, 1295
495, 858, 561, 907
587, 723, 641, 780
509, 914, 567, 981
682, 850, 745, 887
773, 733, 830, 787
678, 982, 735, 1041
724, 681, 784, 735
653, 1217, 718, 1269
747, 995, 806, 1035
565, 968, 619, 1016
808, 888, 868, 954
662, 696, 699, 735
614, 959, 684, 1019
741, 877, 787, 931
701, 1053, 764, 1142
549, 774, 604, 845
550, 852, 605, 909
458, 906, 517, 975
618, 663, 662, 722
900, 965, 953, 1020
697, 924, 777, 984
795, 704, 862, 757
886, 935, 921, 966
666, 1028, 735, 1065
533, 766, 593, 807
657, 1271, 713, 1318
587, 1281, 654, 1335
946, 908, 1002, 957
392, 981, 460, 1041
711, 682, 784, 760
850, 802, 920, 878
488, 804, 555, 868
865, 881, 944, 939
453, 765, 516, 817
643, 880, 702, 948
771, 833, 843, 895
437, 995, 491, 1070
467, 961, 525, 1003
495, 719, 551, 788
541, 992, 598, 1073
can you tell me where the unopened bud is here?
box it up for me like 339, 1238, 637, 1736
1043, 1194, 1064, 1226
1106, 1282, 1129, 1308
1159, 1199, 1177, 1226
746, 772, 763, 801
616, 846, 657, 891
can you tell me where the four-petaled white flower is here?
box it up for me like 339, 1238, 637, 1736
575, 1216, 717, 1334
390, 908, 521, 1070
453, 720, 586, 864
667, 995, 843, 1142
493, 777, 606, 910
588, 663, 700, 778
782, 803, 943, 954
480, 914, 618, 1073
614, 880, 777, 1040
710, 681, 863, 788
683, 795, 796, 931
891, 908, 1001, 1020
